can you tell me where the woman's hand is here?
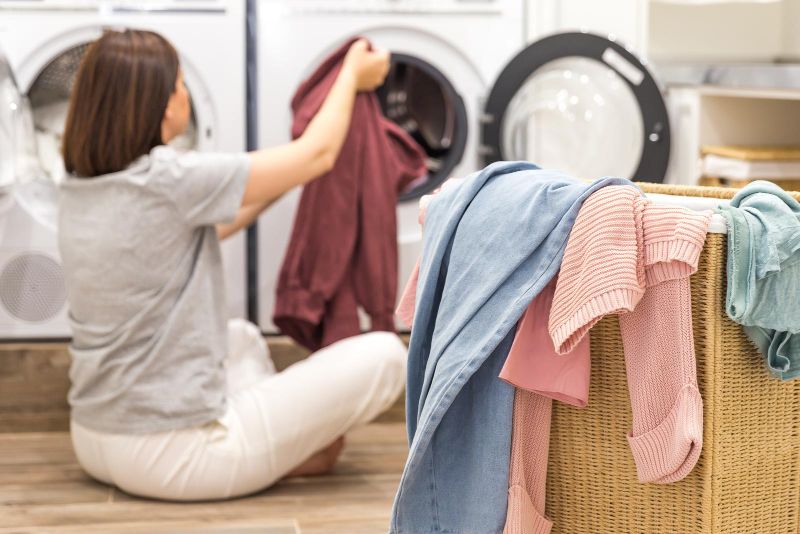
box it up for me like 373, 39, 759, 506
241, 38, 391, 206
343, 39, 390, 92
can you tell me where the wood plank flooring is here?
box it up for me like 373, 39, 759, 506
0, 337, 409, 531
0, 423, 407, 533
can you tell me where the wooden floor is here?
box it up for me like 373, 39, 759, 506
0, 422, 408, 534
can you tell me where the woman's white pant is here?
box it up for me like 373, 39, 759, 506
70, 319, 407, 501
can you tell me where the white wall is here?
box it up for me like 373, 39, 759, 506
526, 0, 646, 52
648, 0, 800, 61
648, 0, 783, 62
527, 0, 793, 62
782, 0, 800, 59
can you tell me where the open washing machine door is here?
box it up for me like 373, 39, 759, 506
0, 45, 61, 232
482, 32, 670, 183
0, 47, 39, 185
0, 48, 19, 194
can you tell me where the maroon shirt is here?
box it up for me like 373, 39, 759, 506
273, 39, 427, 351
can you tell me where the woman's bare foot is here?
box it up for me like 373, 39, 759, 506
285, 436, 345, 478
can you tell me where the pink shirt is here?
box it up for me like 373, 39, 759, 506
499, 278, 590, 408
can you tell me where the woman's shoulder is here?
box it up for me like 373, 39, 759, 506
147, 146, 211, 185
149, 145, 222, 175
59, 146, 190, 194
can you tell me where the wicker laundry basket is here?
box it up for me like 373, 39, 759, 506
545, 183, 800, 534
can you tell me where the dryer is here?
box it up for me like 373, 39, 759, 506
0, 0, 249, 340
255, 0, 670, 333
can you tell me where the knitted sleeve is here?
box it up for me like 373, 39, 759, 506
549, 186, 645, 354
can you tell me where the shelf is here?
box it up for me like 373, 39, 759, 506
669, 84, 800, 101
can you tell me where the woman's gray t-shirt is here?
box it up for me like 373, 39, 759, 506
58, 145, 250, 434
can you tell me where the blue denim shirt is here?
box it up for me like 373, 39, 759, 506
391, 162, 632, 533
718, 180, 800, 380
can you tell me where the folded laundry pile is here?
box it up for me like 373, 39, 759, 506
699, 145, 800, 191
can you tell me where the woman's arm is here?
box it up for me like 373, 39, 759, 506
216, 197, 276, 240
240, 39, 389, 207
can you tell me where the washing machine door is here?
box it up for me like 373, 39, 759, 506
0, 46, 61, 231
482, 32, 670, 183
0, 47, 22, 192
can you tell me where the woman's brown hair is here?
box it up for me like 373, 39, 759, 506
63, 29, 179, 177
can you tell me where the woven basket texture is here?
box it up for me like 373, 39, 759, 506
545, 183, 800, 534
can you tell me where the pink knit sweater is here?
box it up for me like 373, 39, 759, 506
549, 185, 711, 484
504, 186, 711, 534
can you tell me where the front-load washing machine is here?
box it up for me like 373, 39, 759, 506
0, 0, 249, 340
255, 0, 671, 333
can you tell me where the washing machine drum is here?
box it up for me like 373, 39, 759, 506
483, 32, 670, 183
376, 54, 468, 201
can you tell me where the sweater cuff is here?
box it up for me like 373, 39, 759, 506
504, 485, 553, 534
549, 287, 643, 355
627, 384, 704, 484
644, 239, 706, 287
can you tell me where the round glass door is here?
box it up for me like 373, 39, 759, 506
0, 47, 21, 191
501, 57, 644, 180
483, 32, 670, 183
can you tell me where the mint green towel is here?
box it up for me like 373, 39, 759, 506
718, 181, 800, 380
